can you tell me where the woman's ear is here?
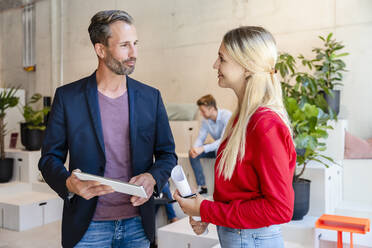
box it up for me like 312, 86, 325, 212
244, 70, 252, 80
94, 43, 105, 59
244, 70, 251, 78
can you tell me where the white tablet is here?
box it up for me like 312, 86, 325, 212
73, 171, 148, 198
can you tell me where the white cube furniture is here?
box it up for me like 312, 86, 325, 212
5, 149, 41, 183
0, 149, 64, 232
301, 160, 343, 217
0, 191, 63, 231
308, 119, 346, 216
158, 217, 219, 248
320, 120, 348, 162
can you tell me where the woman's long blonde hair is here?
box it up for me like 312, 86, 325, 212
217, 26, 292, 180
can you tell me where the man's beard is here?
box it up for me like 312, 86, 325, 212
104, 51, 136, 75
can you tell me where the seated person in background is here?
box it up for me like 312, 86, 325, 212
189, 94, 232, 194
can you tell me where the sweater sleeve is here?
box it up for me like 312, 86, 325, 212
200, 123, 294, 228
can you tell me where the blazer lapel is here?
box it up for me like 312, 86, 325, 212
85, 72, 105, 155
127, 76, 138, 155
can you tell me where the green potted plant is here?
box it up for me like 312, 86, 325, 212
298, 33, 348, 116
20, 93, 50, 151
276, 52, 335, 220
276, 53, 329, 114
0, 87, 19, 183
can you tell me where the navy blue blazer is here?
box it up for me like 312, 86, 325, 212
39, 72, 177, 248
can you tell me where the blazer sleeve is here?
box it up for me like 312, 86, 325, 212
148, 90, 178, 194
38, 88, 70, 200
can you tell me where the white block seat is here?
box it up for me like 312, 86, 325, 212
0, 181, 31, 196
0, 191, 63, 231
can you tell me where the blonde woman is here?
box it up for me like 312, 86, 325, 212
174, 26, 296, 247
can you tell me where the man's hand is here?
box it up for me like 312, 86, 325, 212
129, 172, 156, 207
189, 146, 204, 159
66, 169, 114, 200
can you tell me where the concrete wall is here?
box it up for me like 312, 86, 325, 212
0, 7, 35, 95
0, 0, 371, 138
34, 0, 52, 98
0, 0, 51, 99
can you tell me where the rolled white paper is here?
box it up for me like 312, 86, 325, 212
171, 165, 192, 197
171, 165, 208, 235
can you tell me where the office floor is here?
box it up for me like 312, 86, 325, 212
0, 200, 185, 248
0, 221, 61, 248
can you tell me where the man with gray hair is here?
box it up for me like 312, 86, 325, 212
39, 10, 177, 248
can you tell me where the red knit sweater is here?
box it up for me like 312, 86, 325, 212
200, 107, 296, 229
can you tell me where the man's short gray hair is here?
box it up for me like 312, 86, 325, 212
88, 10, 134, 46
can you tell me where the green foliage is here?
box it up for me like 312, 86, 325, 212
284, 97, 334, 181
0, 87, 19, 119
276, 33, 348, 121
0, 87, 20, 160
275, 32, 348, 181
313, 33, 349, 90
22, 93, 50, 131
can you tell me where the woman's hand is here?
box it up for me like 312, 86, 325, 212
173, 189, 205, 216
189, 216, 209, 235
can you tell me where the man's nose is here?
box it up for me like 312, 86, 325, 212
129, 44, 137, 58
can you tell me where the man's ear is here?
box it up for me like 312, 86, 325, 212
94, 43, 106, 59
